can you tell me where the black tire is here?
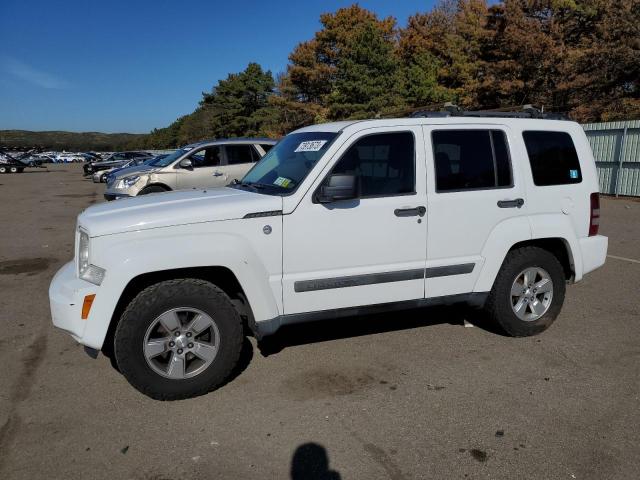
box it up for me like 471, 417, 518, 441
139, 185, 168, 195
484, 246, 566, 337
9, 166, 18, 173
0, 166, 7, 174
114, 279, 243, 400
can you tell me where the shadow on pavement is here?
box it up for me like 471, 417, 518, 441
291, 443, 341, 480
259, 304, 502, 357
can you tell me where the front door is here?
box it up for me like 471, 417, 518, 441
176, 145, 225, 190
282, 127, 428, 315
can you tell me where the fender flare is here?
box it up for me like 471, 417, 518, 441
83, 231, 281, 349
473, 214, 582, 293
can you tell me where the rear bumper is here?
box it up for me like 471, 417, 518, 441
579, 235, 608, 276
49, 261, 96, 346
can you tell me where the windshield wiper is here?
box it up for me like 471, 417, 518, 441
236, 181, 269, 190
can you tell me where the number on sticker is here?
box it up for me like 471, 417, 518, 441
294, 140, 328, 153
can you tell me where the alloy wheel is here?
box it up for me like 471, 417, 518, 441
143, 307, 220, 379
510, 267, 554, 321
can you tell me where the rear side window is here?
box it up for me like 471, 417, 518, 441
432, 130, 512, 192
226, 145, 259, 165
260, 144, 274, 153
331, 132, 415, 198
523, 131, 582, 186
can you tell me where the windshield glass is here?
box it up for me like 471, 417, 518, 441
149, 148, 190, 167
238, 132, 338, 195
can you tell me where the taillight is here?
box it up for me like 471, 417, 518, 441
589, 192, 600, 236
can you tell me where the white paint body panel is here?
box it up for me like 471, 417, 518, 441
49, 117, 608, 350
422, 124, 530, 297
282, 125, 427, 314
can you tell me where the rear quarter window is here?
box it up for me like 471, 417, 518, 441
523, 131, 582, 186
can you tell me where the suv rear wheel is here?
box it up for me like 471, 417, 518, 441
485, 247, 566, 337
114, 278, 243, 400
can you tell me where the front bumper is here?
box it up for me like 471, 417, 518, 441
49, 261, 97, 345
104, 192, 132, 201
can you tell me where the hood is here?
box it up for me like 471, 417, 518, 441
78, 187, 282, 237
110, 163, 158, 179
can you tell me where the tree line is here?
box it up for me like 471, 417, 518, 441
0, 130, 145, 152
135, 0, 638, 148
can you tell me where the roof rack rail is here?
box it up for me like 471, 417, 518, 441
409, 103, 569, 120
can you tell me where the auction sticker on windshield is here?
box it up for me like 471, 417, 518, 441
274, 176, 293, 188
294, 140, 327, 152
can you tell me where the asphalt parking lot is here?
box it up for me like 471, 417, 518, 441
0, 164, 639, 480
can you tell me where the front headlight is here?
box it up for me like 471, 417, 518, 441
115, 175, 140, 189
78, 229, 106, 285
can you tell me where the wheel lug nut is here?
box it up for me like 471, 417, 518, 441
177, 348, 183, 354
186, 332, 192, 337
188, 343, 194, 348
169, 341, 175, 347
174, 331, 180, 337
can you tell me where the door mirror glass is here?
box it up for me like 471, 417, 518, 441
179, 158, 193, 169
316, 174, 357, 203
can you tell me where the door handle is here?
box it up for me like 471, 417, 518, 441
497, 198, 524, 208
212, 171, 224, 177
394, 206, 426, 217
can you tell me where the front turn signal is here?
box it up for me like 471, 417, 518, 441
81, 294, 96, 320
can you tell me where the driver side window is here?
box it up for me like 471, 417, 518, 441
331, 132, 415, 198
189, 146, 220, 168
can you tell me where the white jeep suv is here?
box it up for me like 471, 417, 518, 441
49, 110, 608, 399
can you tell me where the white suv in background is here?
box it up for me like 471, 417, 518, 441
50, 108, 607, 399
103, 138, 276, 200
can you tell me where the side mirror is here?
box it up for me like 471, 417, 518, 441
179, 158, 193, 169
316, 174, 357, 203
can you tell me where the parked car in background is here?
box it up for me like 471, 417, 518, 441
82, 152, 102, 162
56, 152, 86, 163
103, 139, 276, 200
93, 155, 163, 183
103, 154, 168, 184
83, 151, 153, 176
34, 153, 57, 164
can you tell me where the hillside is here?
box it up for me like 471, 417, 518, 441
0, 130, 146, 151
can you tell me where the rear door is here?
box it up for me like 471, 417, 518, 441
221, 144, 262, 183
423, 125, 527, 297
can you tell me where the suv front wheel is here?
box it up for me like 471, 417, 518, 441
485, 247, 566, 337
114, 278, 243, 400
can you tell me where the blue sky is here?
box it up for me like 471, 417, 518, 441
0, 0, 437, 133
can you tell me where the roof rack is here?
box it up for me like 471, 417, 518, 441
409, 103, 569, 120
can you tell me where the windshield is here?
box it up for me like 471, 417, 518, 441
237, 132, 338, 195
149, 148, 190, 167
